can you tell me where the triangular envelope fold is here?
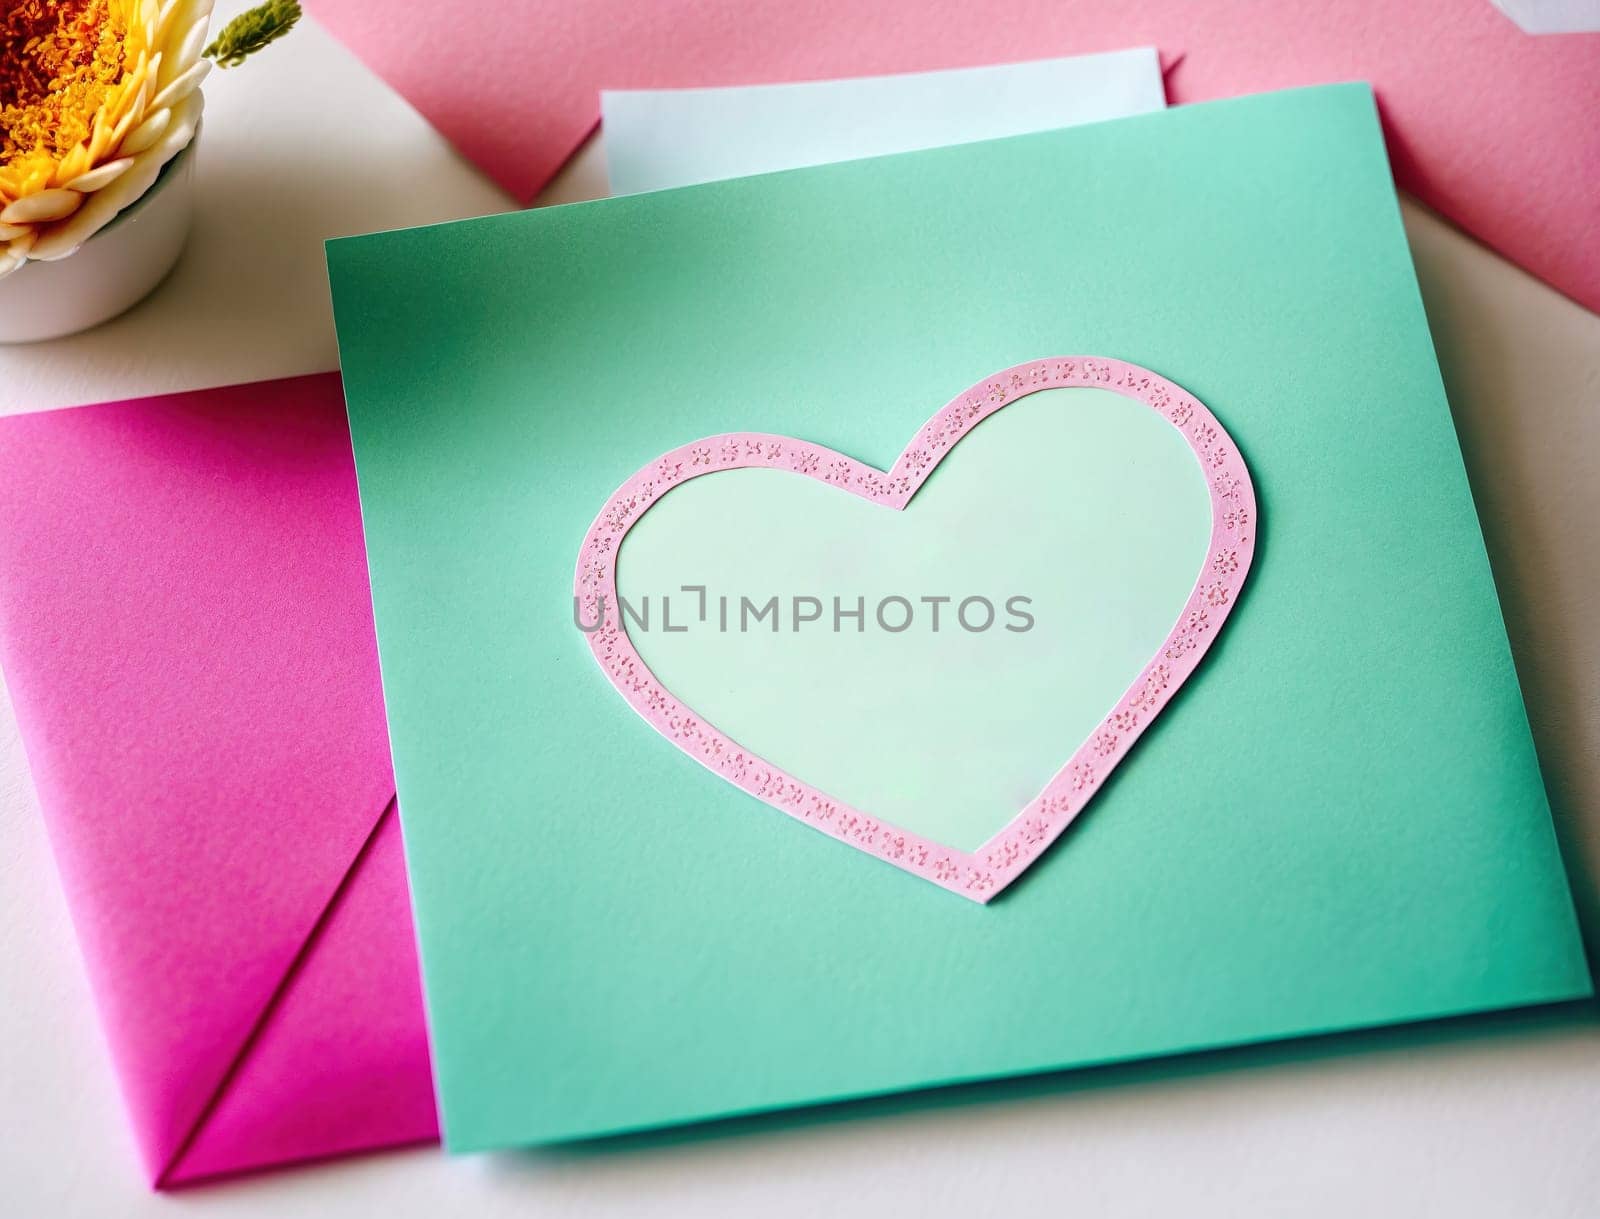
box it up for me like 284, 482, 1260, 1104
165, 807, 437, 1185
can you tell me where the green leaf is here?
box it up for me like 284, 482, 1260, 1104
202, 0, 303, 68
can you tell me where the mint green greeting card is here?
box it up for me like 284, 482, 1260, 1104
327, 85, 1589, 1152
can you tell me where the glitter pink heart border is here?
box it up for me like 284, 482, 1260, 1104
576, 358, 1257, 902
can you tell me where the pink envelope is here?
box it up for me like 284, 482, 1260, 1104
305, 0, 1600, 312
0, 375, 437, 1186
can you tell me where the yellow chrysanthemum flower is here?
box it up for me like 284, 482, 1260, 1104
0, 0, 211, 279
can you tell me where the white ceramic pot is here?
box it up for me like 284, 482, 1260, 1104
0, 132, 199, 344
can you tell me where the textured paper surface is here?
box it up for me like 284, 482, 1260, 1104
327, 87, 1590, 1153
602, 49, 1165, 194
0, 377, 436, 1185
306, 0, 1600, 312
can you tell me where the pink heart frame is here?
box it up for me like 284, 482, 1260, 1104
576, 357, 1257, 902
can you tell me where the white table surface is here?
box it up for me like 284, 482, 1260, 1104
4, 4, 1598, 1214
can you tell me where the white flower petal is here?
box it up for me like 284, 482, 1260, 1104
147, 60, 210, 115
0, 222, 30, 241
142, 52, 163, 109
177, 0, 216, 32
28, 94, 202, 261
153, 0, 183, 46
64, 158, 137, 194
0, 189, 84, 225
0, 230, 34, 277
110, 100, 143, 152
119, 107, 172, 157
160, 14, 212, 87
118, 62, 151, 134
157, 90, 204, 157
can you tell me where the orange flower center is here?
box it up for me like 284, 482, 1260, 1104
1, 0, 127, 171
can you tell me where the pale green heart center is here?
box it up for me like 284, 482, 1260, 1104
618, 387, 1210, 851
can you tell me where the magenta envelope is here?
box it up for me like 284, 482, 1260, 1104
0, 375, 437, 1186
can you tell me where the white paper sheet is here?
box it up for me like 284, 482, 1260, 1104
602, 48, 1166, 195
1493, 0, 1600, 33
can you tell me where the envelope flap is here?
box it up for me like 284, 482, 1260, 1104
164, 806, 436, 1185
0, 374, 396, 1181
